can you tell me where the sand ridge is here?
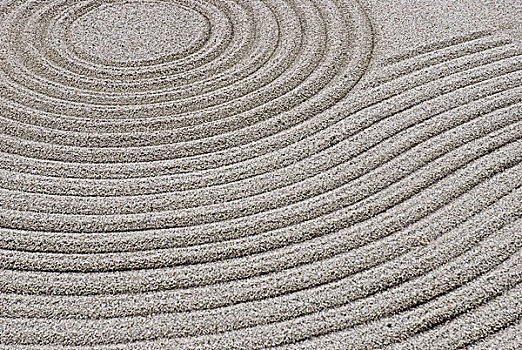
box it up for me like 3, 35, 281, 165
0, 0, 521, 348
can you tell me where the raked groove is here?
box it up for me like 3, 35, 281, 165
0, 0, 520, 348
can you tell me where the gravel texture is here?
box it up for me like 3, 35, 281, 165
0, 0, 521, 349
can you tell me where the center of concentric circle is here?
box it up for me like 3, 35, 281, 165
68, 0, 208, 64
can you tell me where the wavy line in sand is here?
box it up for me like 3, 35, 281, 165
0, 0, 520, 348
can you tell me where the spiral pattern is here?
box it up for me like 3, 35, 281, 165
0, 0, 521, 348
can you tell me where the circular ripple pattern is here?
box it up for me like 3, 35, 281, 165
0, 0, 521, 348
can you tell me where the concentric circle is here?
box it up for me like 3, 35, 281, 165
0, 0, 521, 348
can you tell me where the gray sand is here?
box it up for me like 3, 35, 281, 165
0, 0, 521, 349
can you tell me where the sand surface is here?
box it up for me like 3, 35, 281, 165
0, 0, 521, 348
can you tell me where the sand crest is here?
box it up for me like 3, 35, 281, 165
0, 0, 521, 348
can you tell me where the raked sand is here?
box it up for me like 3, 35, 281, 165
0, 0, 521, 349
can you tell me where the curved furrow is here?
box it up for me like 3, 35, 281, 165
379, 30, 494, 66
1, 115, 520, 242
6, 0, 286, 107
0, 42, 516, 189
0, 1, 520, 347
360, 31, 512, 89
465, 317, 522, 349
0, 113, 520, 273
0, 0, 328, 119
1, 40, 512, 182
274, 252, 522, 350
1, 185, 520, 319
385, 275, 522, 349
1, 144, 521, 299
1, 216, 519, 347
1, 148, 521, 321
1, 52, 522, 200
1, 66, 518, 208
0, 27, 509, 144
0, 120, 520, 259
2, 87, 520, 215
0, 31, 506, 158
1, 45, 519, 167
0, 141, 520, 292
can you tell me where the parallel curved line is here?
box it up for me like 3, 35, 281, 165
0, 0, 520, 348
1, 152, 521, 300
1, 115, 521, 273
275, 254, 522, 350
0, 31, 510, 144
2, 216, 519, 347
1, 47, 519, 167
465, 317, 522, 349
2, 126, 521, 250
0, 39, 510, 180
2, 53, 522, 201
1, 157, 521, 320
386, 277, 522, 350
380, 30, 494, 66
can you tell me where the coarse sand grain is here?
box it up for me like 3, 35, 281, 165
0, 0, 521, 349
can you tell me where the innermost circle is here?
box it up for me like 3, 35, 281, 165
69, 0, 208, 64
